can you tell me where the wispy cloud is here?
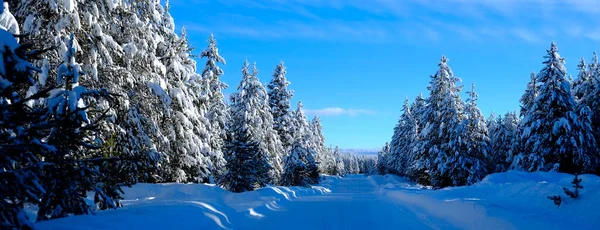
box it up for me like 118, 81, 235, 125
304, 107, 376, 117
180, 0, 600, 44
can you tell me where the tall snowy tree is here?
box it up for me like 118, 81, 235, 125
389, 97, 419, 175
451, 83, 489, 185
220, 125, 271, 193
0, 22, 48, 229
577, 53, 600, 157
13, 0, 198, 183
227, 61, 283, 185
267, 62, 295, 150
376, 142, 391, 175
199, 34, 228, 180
281, 102, 319, 186
310, 116, 326, 172
572, 58, 590, 101
412, 56, 466, 188
513, 42, 599, 173
519, 72, 538, 118
489, 112, 519, 172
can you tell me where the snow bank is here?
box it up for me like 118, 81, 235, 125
379, 171, 600, 230
33, 173, 599, 229
34, 181, 333, 230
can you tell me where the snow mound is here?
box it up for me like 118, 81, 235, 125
34, 173, 599, 229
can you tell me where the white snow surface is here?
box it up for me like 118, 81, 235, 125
33, 171, 599, 229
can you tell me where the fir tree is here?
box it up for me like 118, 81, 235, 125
515, 42, 599, 173
281, 102, 319, 185
227, 61, 283, 185
451, 83, 489, 185
0, 23, 47, 229
519, 72, 538, 118
376, 142, 391, 175
390, 97, 418, 175
563, 174, 583, 199
413, 56, 466, 188
37, 33, 120, 221
220, 126, 271, 193
199, 34, 229, 181
267, 62, 295, 150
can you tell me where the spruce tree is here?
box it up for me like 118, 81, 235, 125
451, 83, 489, 185
413, 56, 466, 188
281, 102, 319, 186
390, 97, 418, 175
376, 142, 391, 175
227, 61, 283, 185
515, 42, 598, 173
0, 23, 47, 229
267, 62, 295, 150
519, 72, 538, 118
199, 34, 229, 180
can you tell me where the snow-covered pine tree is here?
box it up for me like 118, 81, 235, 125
519, 72, 538, 118
390, 97, 419, 175
376, 142, 391, 175
514, 42, 599, 173
578, 53, 600, 162
509, 72, 539, 171
267, 61, 295, 150
227, 61, 284, 185
220, 125, 270, 193
282, 101, 319, 185
489, 112, 519, 172
333, 146, 345, 176
37, 34, 119, 221
154, 4, 214, 183
412, 56, 466, 188
309, 116, 327, 172
199, 34, 229, 180
0, 22, 47, 229
451, 83, 489, 185
14, 0, 181, 183
572, 58, 590, 101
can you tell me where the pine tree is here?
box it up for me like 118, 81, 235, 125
578, 53, 600, 162
514, 42, 599, 173
413, 56, 466, 188
489, 112, 519, 172
227, 61, 283, 185
37, 34, 120, 221
390, 97, 419, 175
220, 126, 271, 193
199, 34, 229, 181
572, 58, 589, 101
309, 116, 326, 172
14, 0, 183, 183
0, 23, 47, 229
519, 72, 538, 118
267, 61, 295, 150
451, 83, 489, 185
332, 146, 345, 176
281, 102, 319, 185
376, 142, 391, 175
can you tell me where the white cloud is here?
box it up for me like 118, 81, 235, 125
304, 107, 376, 117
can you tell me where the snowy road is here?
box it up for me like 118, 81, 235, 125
243, 175, 437, 230
35, 172, 599, 230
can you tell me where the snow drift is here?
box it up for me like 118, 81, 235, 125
34, 172, 599, 229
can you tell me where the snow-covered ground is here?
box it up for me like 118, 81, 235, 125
33, 171, 599, 229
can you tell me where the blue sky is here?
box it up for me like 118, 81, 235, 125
168, 0, 600, 150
